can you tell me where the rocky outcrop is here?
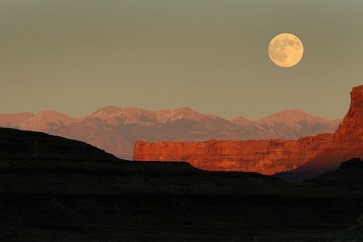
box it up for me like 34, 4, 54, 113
334, 86, 363, 143
296, 85, 363, 172
339, 158, 363, 170
134, 85, 363, 175
133, 133, 333, 175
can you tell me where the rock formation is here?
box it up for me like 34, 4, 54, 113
134, 85, 363, 175
334, 85, 363, 143
296, 85, 363, 172
134, 134, 333, 175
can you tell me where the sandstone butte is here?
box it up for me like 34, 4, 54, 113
133, 85, 363, 175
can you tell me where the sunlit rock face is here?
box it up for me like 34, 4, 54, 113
133, 134, 333, 175
133, 85, 363, 175
297, 85, 363, 172
334, 85, 363, 143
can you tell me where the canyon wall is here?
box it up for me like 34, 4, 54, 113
133, 85, 363, 175
133, 134, 333, 175
296, 86, 363, 172
334, 86, 363, 143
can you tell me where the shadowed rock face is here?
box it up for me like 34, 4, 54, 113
133, 85, 363, 175
339, 157, 363, 170
1, 128, 363, 240
0, 128, 120, 163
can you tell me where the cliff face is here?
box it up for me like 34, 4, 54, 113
133, 134, 333, 175
133, 85, 363, 175
334, 86, 363, 143
296, 85, 363, 172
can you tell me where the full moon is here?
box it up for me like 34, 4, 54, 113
268, 33, 304, 68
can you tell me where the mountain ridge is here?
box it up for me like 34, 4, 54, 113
0, 107, 340, 159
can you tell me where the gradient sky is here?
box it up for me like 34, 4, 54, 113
1, 0, 363, 120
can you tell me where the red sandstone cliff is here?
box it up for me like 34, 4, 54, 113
296, 85, 363, 172
133, 85, 363, 175
334, 86, 363, 143
133, 133, 333, 175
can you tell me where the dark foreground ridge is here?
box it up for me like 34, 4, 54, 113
1, 128, 363, 241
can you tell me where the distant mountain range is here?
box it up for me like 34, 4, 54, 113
0, 107, 340, 159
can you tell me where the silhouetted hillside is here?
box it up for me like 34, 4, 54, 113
0, 128, 363, 241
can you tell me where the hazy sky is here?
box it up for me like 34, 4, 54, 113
1, 0, 363, 120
